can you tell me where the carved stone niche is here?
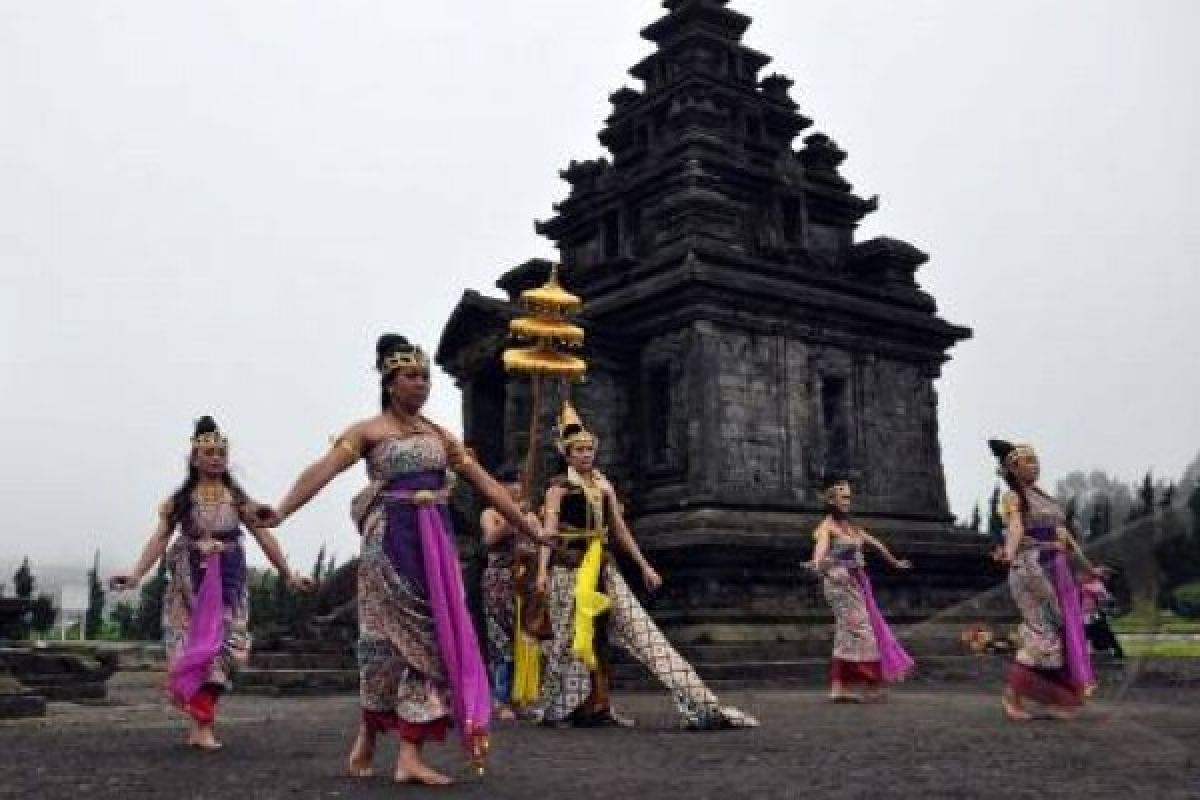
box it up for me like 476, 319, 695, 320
809, 349, 859, 484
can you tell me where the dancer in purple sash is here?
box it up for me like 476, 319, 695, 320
990, 439, 1097, 721
806, 476, 915, 702
110, 416, 310, 750
268, 334, 548, 785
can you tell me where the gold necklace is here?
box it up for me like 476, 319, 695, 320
195, 483, 226, 505
386, 407, 424, 436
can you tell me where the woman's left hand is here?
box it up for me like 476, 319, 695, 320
895, 559, 913, 570
642, 565, 663, 592
288, 572, 316, 593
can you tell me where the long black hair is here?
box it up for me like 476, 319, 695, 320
166, 416, 247, 528
988, 439, 1029, 519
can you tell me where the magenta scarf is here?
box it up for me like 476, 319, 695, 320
167, 553, 224, 705
1048, 551, 1096, 691
853, 568, 916, 683
416, 504, 491, 750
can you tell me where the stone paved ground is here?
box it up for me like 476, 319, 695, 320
1, 674, 1198, 799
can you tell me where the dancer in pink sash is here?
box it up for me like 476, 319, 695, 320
806, 476, 916, 702
268, 334, 549, 785
989, 439, 1097, 721
110, 416, 310, 750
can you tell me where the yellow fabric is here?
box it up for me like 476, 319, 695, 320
570, 536, 611, 670
511, 592, 542, 707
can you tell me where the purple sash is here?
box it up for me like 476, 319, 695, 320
167, 552, 224, 704
410, 499, 491, 749
853, 568, 916, 683
1048, 551, 1095, 691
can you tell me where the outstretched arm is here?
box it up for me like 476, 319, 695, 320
536, 488, 563, 593
274, 433, 361, 523
248, 527, 312, 590
110, 510, 174, 590
604, 485, 662, 591
863, 532, 912, 570
1001, 492, 1024, 564
1058, 526, 1096, 572
808, 524, 831, 570
425, 419, 547, 546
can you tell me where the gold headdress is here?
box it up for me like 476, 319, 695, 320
190, 417, 228, 449
988, 439, 1035, 476
822, 476, 851, 505
378, 345, 429, 375
557, 400, 597, 454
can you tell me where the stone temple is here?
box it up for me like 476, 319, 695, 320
438, 0, 995, 663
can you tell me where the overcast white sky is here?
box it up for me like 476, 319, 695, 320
2, 0, 1198, 576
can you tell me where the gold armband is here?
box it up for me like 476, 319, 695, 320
331, 435, 361, 461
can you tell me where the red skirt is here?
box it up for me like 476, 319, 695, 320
362, 710, 450, 743
1007, 663, 1084, 708
832, 658, 882, 687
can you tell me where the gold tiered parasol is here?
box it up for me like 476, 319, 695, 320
502, 264, 587, 493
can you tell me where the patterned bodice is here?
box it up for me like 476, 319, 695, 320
1019, 489, 1065, 541
365, 433, 448, 483
828, 535, 866, 569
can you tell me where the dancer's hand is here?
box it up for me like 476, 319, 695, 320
253, 505, 284, 528
109, 573, 138, 591
535, 572, 548, 595
642, 565, 663, 592
895, 558, 913, 570
288, 572, 316, 593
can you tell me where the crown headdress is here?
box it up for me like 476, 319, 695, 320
191, 430, 228, 448
378, 345, 429, 375
988, 439, 1035, 472
557, 400, 597, 453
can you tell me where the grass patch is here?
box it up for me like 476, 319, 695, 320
1110, 609, 1200, 634
1119, 639, 1200, 658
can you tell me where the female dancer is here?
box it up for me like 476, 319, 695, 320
533, 402, 757, 730
479, 466, 539, 719
990, 439, 1096, 720
807, 477, 915, 702
110, 416, 310, 750
268, 334, 547, 785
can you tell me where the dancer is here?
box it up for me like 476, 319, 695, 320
110, 416, 311, 750
533, 401, 757, 730
806, 477, 916, 702
268, 334, 547, 785
479, 465, 540, 719
990, 439, 1097, 720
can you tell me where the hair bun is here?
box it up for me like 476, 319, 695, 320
376, 333, 413, 369
194, 415, 219, 436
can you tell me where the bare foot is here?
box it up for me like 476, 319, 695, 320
493, 704, 517, 722
395, 744, 453, 786
1001, 690, 1032, 722
346, 726, 375, 778
394, 762, 454, 786
186, 725, 223, 751
830, 692, 862, 704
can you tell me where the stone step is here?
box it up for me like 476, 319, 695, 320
235, 668, 359, 696
248, 652, 356, 671
0, 692, 46, 719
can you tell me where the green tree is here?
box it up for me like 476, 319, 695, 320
968, 503, 982, 533
29, 593, 57, 635
132, 559, 168, 641
13, 557, 33, 601
1088, 496, 1112, 541
84, 551, 105, 640
110, 601, 137, 640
